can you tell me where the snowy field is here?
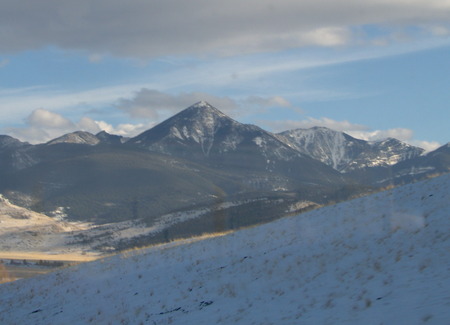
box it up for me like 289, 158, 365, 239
0, 174, 449, 324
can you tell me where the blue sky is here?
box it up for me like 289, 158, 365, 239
0, 1, 449, 151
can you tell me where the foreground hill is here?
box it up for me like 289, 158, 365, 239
1, 173, 448, 324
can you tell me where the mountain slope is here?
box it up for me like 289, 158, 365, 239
0, 136, 36, 173
1, 173, 448, 324
0, 135, 28, 150
1, 145, 236, 224
279, 127, 424, 172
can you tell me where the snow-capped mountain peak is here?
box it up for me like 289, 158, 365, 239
128, 101, 238, 156
128, 102, 298, 160
190, 100, 220, 111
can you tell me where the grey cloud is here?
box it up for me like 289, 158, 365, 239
116, 89, 239, 119
243, 96, 292, 108
1, 1, 449, 57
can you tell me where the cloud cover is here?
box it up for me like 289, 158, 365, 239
1, 0, 449, 57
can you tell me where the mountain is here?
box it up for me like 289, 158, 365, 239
278, 127, 424, 172
278, 127, 368, 172
95, 130, 126, 145
350, 142, 450, 187
420, 142, 450, 172
129, 101, 302, 162
363, 137, 425, 168
46, 131, 101, 146
44, 130, 126, 146
128, 102, 347, 189
1, 173, 448, 324
0, 135, 28, 150
0, 136, 36, 173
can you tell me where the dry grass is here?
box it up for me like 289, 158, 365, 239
0, 263, 14, 284
120, 229, 235, 256
0, 251, 100, 262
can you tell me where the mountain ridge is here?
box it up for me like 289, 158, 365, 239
0, 102, 448, 247
1, 102, 429, 175
278, 126, 425, 172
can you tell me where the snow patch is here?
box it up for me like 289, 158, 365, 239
253, 137, 264, 147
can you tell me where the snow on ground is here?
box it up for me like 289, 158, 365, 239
0, 174, 449, 324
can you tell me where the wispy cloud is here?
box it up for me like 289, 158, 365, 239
242, 96, 292, 109
0, 83, 157, 125
0, 31, 444, 128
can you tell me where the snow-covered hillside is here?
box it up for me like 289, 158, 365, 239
1, 174, 449, 324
